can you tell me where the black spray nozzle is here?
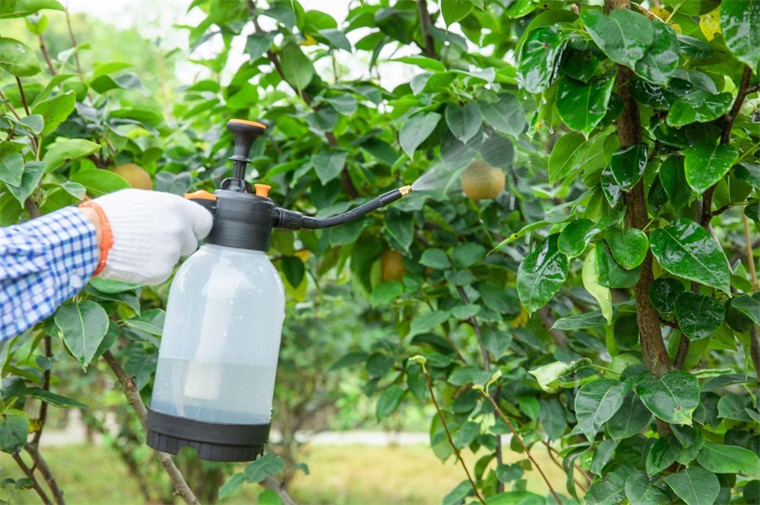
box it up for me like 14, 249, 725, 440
273, 186, 412, 231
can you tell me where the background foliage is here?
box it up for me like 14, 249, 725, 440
1, 0, 760, 504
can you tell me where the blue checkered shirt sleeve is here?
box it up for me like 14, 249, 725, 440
1, 207, 99, 342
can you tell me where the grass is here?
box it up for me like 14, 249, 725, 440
0, 442, 567, 504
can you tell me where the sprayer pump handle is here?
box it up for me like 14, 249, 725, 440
227, 119, 266, 164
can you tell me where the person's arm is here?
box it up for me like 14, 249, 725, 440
0, 190, 213, 343
0, 207, 100, 341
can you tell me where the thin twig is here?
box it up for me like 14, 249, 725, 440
24, 445, 65, 505
101, 350, 201, 505
482, 394, 562, 505
541, 440, 589, 493
742, 209, 760, 380
415, 0, 436, 59
261, 477, 297, 505
673, 335, 690, 370
38, 34, 57, 75
419, 365, 486, 504
0, 88, 21, 119
12, 453, 52, 505
630, 2, 658, 20
722, 66, 752, 145
15, 77, 30, 116
30, 336, 51, 446
65, 8, 83, 78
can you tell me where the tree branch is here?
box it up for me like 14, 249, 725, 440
482, 394, 562, 505
261, 477, 297, 505
65, 9, 83, 78
415, 0, 436, 59
249, 3, 359, 198
101, 350, 201, 505
0, 88, 21, 120
12, 453, 52, 505
419, 365, 486, 505
743, 209, 760, 381
38, 34, 57, 75
15, 77, 30, 116
24, 445, 65, 505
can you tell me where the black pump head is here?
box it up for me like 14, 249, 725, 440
223, 119, 267, 192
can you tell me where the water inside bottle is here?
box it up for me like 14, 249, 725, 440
151, 358, 277, 425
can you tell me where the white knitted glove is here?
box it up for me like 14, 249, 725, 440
89, 189, 213, 285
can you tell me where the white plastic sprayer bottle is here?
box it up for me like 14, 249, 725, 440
146, 120, 287, 462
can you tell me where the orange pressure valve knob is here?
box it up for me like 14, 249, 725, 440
254, 184, 271, 198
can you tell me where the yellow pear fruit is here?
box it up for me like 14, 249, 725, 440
113, 163, 153, 190
381, 250, 407, 283
461, 160, 505, 200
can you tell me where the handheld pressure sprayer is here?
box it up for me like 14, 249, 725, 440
145, 119, 412, 462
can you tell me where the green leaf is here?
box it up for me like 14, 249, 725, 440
667, 90, 733, 128
634, 22, 679, 85
281, 256, 305, 287
606, 228, 648, 269
245, 32, 275, 61
419, 249, 451, 269
5, 161, 45, 205
0, 410, 28, 454
399, 112, 440, 158
734, 162, 760, 188
410, 310, 450, 335
646, 436, 680, 476
625, 472, 670, 505
440, 0, 472, 26
18, 114, 43, 135
683, 141, 738, 194
614, 314, 639, 350
696, 441, 760, 475
637, 370, 700, 425
517, 27, 567, 94
549, 132, 586, 183
529, 358, 591, 394
313, 149, 348, 185
556, 74, 615, 135
376, 385, 405, 420
324, 95, 357, 116
124, 309, 164, 336
731, 295, 760, 324
257, 490, 281, 505
371, 281, 404, 307
607, 393, 652, 441
517, 234, 569, 313
0, 37, 40, 76
574, 379, 628, 441
18, 387, 88, 409
244, 453, 285, 483
747, 203, 760, 227
445, 103, 481, 143
596, 244, 640, 289
478, 95, 525, 137
720, 0, 760, 70
648, 278, 684, 314
664, 467, 719, 505
394, 56, 445, 72
0, 0, 64, 18
0, 153, 23, 187
649, 219, 731, 294
43, 139, 102, 173
585, 466, 627, 504
659, 156, 690, 210
582, 248, 614, 324
674, 292, 724, 341
582, 8, 654, 68
559, 219, 599, 258
54, 301, 109, 371
609, 144, 647, 191
717, 393, 753, 421
279, 40, 314, 90
219, 473, 245, 500
452, 243, 486, 269
69, 169, 130, 197
443, 481, 472, 505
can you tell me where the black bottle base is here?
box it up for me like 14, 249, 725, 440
146, 408, 270, 462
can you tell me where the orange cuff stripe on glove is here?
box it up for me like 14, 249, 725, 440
79, 200, 114, 276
